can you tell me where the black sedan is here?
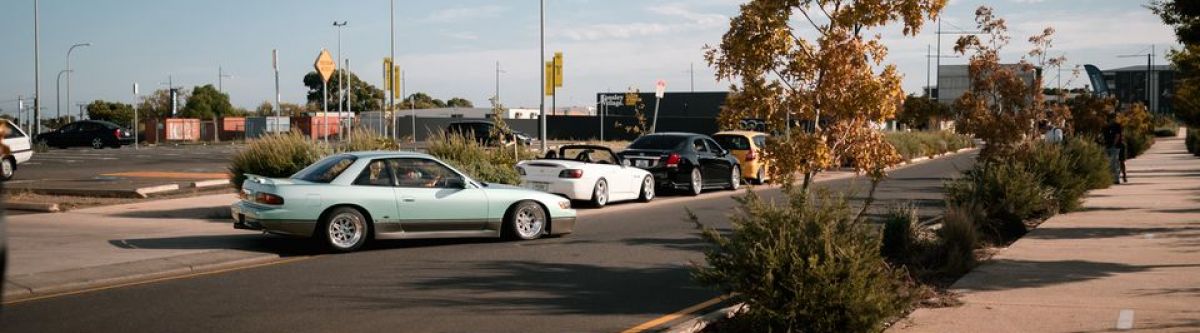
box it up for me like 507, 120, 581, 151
618, 132, 741, 196
35, 120, 135, 149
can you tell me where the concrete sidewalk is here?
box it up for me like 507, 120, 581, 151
2, 194, 299, 301
892, 136, 1200, 332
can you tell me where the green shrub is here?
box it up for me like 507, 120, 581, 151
881, 203, 920, 263
425, 132, 535, 185
1154, 128, 1178, 137
693, 189, 912, 332
339, 129, 399, 152
1188, 129, 1200, 155
885, 131, 974, 161
938, 205, 979, 276
1153, 114, 1179, 137
228, 131, 330, 191
946, 161, 1049, 244
1124, 132, 1153, 159
32, 140, 50, 153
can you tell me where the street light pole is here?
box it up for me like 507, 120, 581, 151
333, 21, 347, 140
55, 69, 71, 122
539, 0, 546, 152
33, 0, 42, 135
66, 42, 91, 122
389, 0, 396, 141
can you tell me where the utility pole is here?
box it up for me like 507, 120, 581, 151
273, 49, 281, 131
33, 0, 42, 135
539, 0, 546, 152
333, 20, 347, 141
690, 63, 695, 93
66, 42, 91, 122
56, 69, 71, 121
346, 58, 352, 140
495, 61, 503, 110
389, 0, 396, 141
133, 82, 139, 149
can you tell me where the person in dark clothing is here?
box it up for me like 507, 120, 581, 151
1102, 114, 1125, 184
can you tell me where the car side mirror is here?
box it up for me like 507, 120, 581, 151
444, 178, 467, 189
621, 159, 631, 167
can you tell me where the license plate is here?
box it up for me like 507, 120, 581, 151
635, 159, 650, 168
526, 182, 549, 192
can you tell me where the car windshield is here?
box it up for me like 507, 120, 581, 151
292, 155, 358, 183
628, 135, 687, 150
714, 135, 751, 150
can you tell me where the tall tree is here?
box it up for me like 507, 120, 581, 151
182, 85, 234, 119
137, 88, 189, 119
86, 100, 135, 127
303, 70, 385, 112
897, 94, 951, 130
706, 0, 945, 193
400, 92, 447, 109
1150, 1, 1200, 126
446, 97, 474, 108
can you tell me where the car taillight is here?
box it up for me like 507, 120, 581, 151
255, 192, 285, 205
516, 166, 526, 176
559, 169, 584, 178
664, 153, 682, 168
114, 129, 122, 138
746, 149, 757, 161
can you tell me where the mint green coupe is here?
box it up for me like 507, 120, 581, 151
231, 151, 576, 252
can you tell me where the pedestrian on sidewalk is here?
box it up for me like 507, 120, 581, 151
1102, 113, 1125, 184
1041, 120, 1064, 144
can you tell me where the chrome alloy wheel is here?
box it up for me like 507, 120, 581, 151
327, 212, 365, 250
514, 204, 546, 239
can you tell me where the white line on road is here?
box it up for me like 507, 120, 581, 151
1116, 309, 1134, 330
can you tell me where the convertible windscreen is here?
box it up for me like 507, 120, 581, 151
292, 155, 358, 183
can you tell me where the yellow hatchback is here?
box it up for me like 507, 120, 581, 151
713, 131, 771, 184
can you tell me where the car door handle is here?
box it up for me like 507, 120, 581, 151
401, 196, 416, 203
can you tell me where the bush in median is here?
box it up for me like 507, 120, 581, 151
885, 131, 974, 161
425, 132, 535, 185
693, 189, 912, 332
228, 131, 330, 191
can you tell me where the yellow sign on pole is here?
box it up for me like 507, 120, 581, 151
545, 61, 554, 96
392, 65, 402, 97
553, 52, 563, 87
314, 49, 336, 82
383, 57, 393, 91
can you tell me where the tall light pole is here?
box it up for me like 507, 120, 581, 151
495, 61, 504, 109
272, 49, 281, 126
33, 0, 42, 135
539, 0, 546, 152
55, 69, 72, 122
132, 82, 139, 149
389, 1, 396, 141
66, 42, 91, 121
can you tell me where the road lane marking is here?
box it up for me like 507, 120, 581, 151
3, 256, 313, 305
1117, 309, 1134, 330
621, 295, 727, 333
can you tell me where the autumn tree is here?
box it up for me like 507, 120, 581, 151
707, 0, 944, 196
952, 6, 1062, 158
1150, 1, 1200, 127
897, 94, 951, 130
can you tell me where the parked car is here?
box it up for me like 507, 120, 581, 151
517, 145, 654, 207
618, 132, 741, 196
445, 120, 531, 146
34, 120, 135, 149
231, 151, 576, 252
1, 120, 32, 181
713, 131, 771, 184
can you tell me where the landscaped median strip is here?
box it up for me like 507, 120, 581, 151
2, 250, 309, 304
5, 201, 61, 213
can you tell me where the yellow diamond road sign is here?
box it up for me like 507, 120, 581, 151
314, 49, 336, 82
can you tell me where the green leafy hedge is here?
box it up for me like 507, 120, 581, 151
885, 131, 974, 161
228, 132, 331, 191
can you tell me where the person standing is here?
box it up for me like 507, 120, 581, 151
1102, 113, 1125, 184
1041, 120, 1064, 144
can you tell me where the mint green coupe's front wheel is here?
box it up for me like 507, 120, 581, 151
504, 201, 546, 241
321, 207, 369, 252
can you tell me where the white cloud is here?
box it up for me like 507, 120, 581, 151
445, 31, 479, 40
553, 3, 727, 41
426, 5, 507, 22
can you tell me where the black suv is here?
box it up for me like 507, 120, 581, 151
444, 120, 531, 146
35, 120, 135, 149
619, 132, 741, 196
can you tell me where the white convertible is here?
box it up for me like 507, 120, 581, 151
517, 145, 655, 207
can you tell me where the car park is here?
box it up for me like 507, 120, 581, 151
713, 130, 771, 184
1, 120, 32, 181
34, 120, 135, 149
618, 132, 741, 196
445, 120, 531, 146
517, 145, 654, 207
231, 151, 576, 252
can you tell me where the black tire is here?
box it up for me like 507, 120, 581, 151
504, 201, 547, 240
590, 179, 609, 208
91, 137, 105, 150
754, 168, 767, 185
727, 165, 742, 190
688, 168, 703, 196
319, 207, 370, 252
637, 175, 655, 202
1, 157, 15, 181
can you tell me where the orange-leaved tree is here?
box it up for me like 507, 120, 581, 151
706, 0, 946, 201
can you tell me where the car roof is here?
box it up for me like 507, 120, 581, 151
340, 150, 437, 160
643, 132, 702, 138
714, 130, 768, 137
558, 144, 613, 151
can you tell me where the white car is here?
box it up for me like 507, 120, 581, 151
1, 120, 32, 181
517, 145, 655, 207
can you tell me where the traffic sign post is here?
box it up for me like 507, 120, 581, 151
314, 49, 336, 142
652, 80, 666, 134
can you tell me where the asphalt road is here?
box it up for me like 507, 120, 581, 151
12, 145, 236, 182
0, 152, 975, 333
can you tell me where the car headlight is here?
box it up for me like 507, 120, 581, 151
558, 201, 571, 209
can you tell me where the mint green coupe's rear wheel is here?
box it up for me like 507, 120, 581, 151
321, 207, 369, 252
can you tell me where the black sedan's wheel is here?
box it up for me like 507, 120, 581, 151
91, 137, 105, 149
728, 165, 742, 190
638, 175, 655, 202
320, 207, 370, 252
688, 168, 703, 196
505, 201, 546, 240
591, 179, 609, 208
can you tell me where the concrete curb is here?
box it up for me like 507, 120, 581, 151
134, 184, 181, 197
190, 179, 230, 188
6, 201, 61, 213
2, 250, 284, 302
663, 303, 746, 333
16, 183, 183, 199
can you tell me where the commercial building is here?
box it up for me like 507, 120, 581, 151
1101, 65, 1176, 114
936, 64, 1041, 105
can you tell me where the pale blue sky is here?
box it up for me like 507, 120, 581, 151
0, 0, 1181, 117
